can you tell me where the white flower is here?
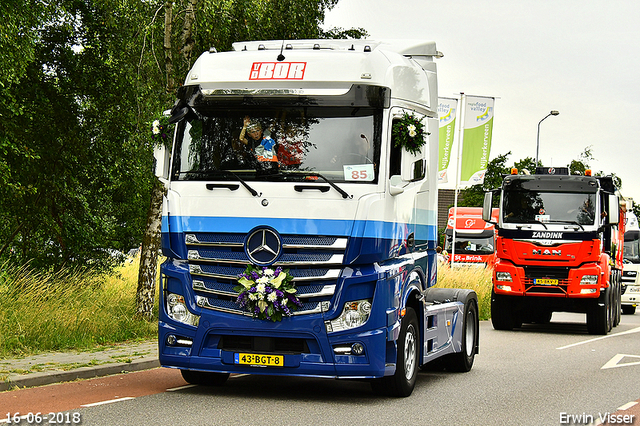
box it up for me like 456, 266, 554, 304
152, 120, 161, 135
256, 276, 269, 285
267, 292, 278, 302
263, 268, 274, 277
256, 283, 266, 293
407, 124, 416, 132
409, 129, 417, 137
249, 293, 258, 301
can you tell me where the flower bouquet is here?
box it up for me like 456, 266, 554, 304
234, 265, 302, 322
392, 112, 427, 155
151, 117, 171, 143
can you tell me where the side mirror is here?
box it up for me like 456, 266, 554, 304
608, 194, 620, 225
153, 144, 170, 180
168, 106, 189, 124
482, 192, 495, 223
411, 159, 426, 181
389, 175, 405, 196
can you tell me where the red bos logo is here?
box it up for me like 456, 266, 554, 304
249, 62, 307, 80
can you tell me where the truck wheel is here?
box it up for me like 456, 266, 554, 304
491, 291, 515, 330
614, 273, 622, 326
180, 369, 229, 386
587, 287, 611, 335
443, 296, 478, 372
622, 305, 636, 315
371, 307, 419, 397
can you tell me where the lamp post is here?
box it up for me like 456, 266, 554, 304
535, 110, 559, 166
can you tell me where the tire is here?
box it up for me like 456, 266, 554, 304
587, 287, 611, 335
622, 305, 636, 315
180, 369, 230, 386
371, 307, 419, 397
443, 296, 478, 372
491, 291, 515, 330
611, 271, 621, 327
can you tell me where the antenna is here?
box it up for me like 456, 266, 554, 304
277, 40, 285, 61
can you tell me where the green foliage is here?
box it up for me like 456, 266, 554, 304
0, 259, 157, 357
436, 265, 492, 320
632, 202, 640, 220
0, 0, 158, 270
0, 0, 363, 272
458, 152, 511, 207
568, 145, 594, 175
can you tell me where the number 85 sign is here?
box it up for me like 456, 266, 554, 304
344, 164, 375, 182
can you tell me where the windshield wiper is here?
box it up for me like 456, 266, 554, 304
274, 170, 352, 199
545, 220, 585, 231
179, 170, 262, 197
515, 219, 548, 230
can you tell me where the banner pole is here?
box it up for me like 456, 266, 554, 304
451, 92, 466, 267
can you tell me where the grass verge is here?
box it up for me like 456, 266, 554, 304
435, 263, 493, 321
0, 258, 158, 358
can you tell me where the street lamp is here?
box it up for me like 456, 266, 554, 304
535, 110, 559, 166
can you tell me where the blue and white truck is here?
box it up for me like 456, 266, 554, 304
154, 39, 479, 397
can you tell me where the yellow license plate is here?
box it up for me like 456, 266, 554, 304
234, 353, 284, 367
535, 278, 558, 285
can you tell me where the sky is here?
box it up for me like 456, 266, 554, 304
323, 0, 640, 201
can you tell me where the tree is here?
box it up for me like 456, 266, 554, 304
0, 0, 164, 269
458, 152, 512, 207
568, 145, 594, 175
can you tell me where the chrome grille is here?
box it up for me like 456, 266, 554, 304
186, 232, 345, 316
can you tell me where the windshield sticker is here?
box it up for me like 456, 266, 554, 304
535, 214, 550, 222
249, 62, 306, 80
343, 164, 375, 182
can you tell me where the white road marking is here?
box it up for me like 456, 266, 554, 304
618, 401, 639, 411
81, 397, 135, 407
166, 384, 198, 391
601, 354, 640, 370
556, 326, 640, 350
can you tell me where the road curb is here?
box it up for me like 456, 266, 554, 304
0, 357, 160, 392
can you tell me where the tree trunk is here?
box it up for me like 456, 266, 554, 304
180, 0, 198, 67
163, 0, 174, 93
135, 178, 165, 321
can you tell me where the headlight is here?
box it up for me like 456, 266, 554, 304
580, 275, 598, 285
326, 299, 372, 333
166, 293, 200, 326
496, 272, 512, 282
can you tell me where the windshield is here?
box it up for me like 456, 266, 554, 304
445, 235, 494, 255
172, 106, 382, 183
503, 190, 597, 225
624, 231, 640, 263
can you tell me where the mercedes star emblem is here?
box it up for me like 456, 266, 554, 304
245, 228, 282, 265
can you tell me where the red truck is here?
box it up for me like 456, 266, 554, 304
483, 167, 624, 334
445, 207, 498, 266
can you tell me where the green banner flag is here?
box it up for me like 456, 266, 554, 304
438, 98, 458, 183
460, 96, 494, 184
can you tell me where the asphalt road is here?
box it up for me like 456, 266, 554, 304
3, 313, 639, 426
